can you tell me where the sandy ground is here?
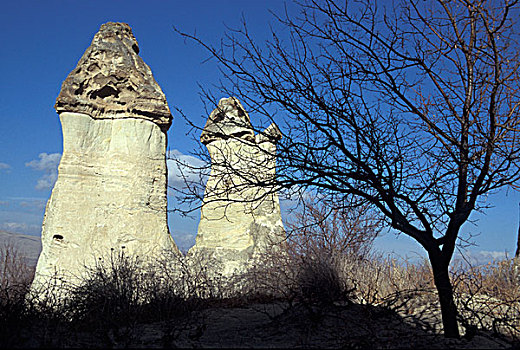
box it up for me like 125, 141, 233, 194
19, 301, 512, 348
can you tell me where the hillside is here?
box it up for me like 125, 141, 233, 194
0, 230, 41, 267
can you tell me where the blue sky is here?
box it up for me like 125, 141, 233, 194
0, 0, 518, 263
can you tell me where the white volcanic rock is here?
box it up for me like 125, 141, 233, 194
31, 22, 179, 294
189, 97, 285, 276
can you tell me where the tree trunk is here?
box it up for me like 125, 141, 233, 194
515, 223, 520, 258
429, 254, 460, 338
515, 203, 520, 258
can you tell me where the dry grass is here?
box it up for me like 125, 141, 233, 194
451, 257, 520, 340
0, 245, 231, 347
0, 230, 519, 347
1, 196, 516, 346
0, 241, 37, 346
244, 221, 520, 344
0, 240, 34, 296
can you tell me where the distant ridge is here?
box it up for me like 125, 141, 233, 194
0, 230, 41, 267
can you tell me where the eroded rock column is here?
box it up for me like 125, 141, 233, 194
32, 22, 179, 293
189, 97, 285, 276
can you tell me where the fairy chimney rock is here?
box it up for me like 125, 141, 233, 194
32, 22, 179, 293
189, 97, 285, 276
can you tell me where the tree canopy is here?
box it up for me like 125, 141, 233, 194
176, 0, 520, 338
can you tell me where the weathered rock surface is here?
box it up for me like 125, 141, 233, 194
55, 22, 171, 128
189, 97, 285, 276
31, 22, 179, 293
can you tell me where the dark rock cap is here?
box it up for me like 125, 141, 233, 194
257, 122, 282, 143
201, 97, 256, 145
55, 22, 172, 128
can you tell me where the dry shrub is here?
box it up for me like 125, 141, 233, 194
67, 250, 166, 326
242, 199, 380, 307
339, 254, 436, 306
451, 257, 520, 340
64, 248, 231, 328
287, 198, 380, 259
244, 248, 351, 307
295, 252, 349, 305
168, 249, 230, 300
289, 200, 378, 304
0, 241, 37, 347
278, 198, 435, 308
241, 198, 431, 312
0, 247, 238, 347
0, 240, 34, 296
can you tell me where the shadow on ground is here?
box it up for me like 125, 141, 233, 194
14, 300, 513, 348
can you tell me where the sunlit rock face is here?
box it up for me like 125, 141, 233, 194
189, 97, 285, 276
31, 22, 179, 294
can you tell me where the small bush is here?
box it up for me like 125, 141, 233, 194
451, 257, 520, 340
0, 241, 36, 344
0, 240, 34, 296
296, 254, 349, 305
65, 249, 192, 328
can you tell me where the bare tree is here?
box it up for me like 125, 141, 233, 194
175, 0, 520, 338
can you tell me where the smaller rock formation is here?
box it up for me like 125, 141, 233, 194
31, 22, 179, 296
189, 97, 285, 276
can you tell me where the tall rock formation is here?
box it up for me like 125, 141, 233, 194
189, 97, 285, 276
31, 22, 179, 293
